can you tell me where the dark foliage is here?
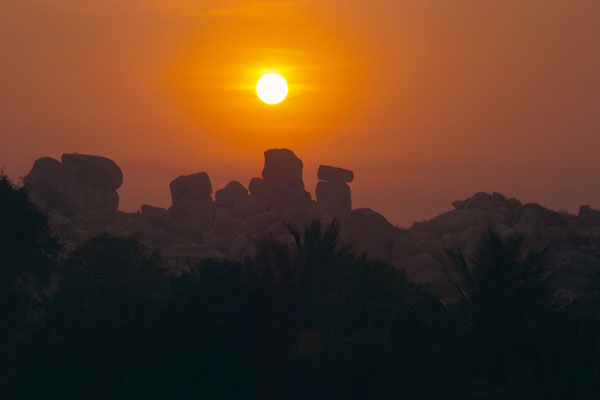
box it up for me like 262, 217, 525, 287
2, 185, 600, 399
445, 227, 559, 398
1, 175, 59, 398
253, 220, 452, 399
1, 175, 58, 325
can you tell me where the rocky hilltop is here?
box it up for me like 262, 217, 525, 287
24, 150, 354, 274
24, 150, 600, 300
346, 192, 600, 300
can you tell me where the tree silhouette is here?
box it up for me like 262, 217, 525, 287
1, 174, 60, 398
44, 234, 165, 397
0, 174, 58, 327
148, 259, 261, 399
6, 194, 599, 399
248, 219, 450, 399
541, 262, 600, 399
446, 226, 557, 398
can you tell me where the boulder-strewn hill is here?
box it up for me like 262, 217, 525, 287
24, 150, 600, 300
343, 192, 600, 300
24, 150, 353, 274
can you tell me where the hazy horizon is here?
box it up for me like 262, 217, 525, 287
2, 0, 600, 225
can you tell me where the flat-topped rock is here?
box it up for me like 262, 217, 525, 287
61, 153, 123, 190
318, 165, 354, 183
261, 149, 304, 188
170, 172, 212, 204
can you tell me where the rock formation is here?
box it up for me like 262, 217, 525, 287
169, 172, 212, 204
166, 172, 215, 234
245, 150, 314, 217
215, 180, 249, 218
262, 149, 304, 188
338, 191, 600, 301
24, 153, 122, 216
215, 181, 248, 208
21, 149, 600, 301
317, 165, 354, 183
61, 153, 122, 191
316, 165, 353, 216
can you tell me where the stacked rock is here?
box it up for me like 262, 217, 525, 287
244, 149, 313, 216
316, 165, 353, 216
168, 172, 215, 233
24, 153, 122, 216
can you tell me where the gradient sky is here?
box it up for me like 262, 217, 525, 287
2, 0, 599, 226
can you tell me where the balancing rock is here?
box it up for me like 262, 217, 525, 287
317, 165, 354, 183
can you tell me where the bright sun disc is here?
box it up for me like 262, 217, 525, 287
256, 73, 288, 104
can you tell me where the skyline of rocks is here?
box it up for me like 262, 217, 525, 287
21, 148, 600, 301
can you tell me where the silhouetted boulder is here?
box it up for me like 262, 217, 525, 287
317, 165, 354, 183
261, 149, 304, 188
340, 208, 401, 258
81, 189, 119, 214
61, 153, 122, 190
247, 177, 312, 215
452, 191, 520, 211
215, 181, 248, 208
578, 205, 600, 224
123, 215, 154, 239
170, 172, 212, 205
205, 214, 246, 252
316, 181, 351, 216
517, 203, 566, 228
24, 155, 121, 216
141, 204, 168, 217
169, 198, 215, 233
248, 177, 275, 196
22, 150, 600, 304
24, 157, 80, 216
243, 212, 281, 234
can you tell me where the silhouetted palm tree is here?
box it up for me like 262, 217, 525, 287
446, 226, 557, 398
249, 219, 449, 399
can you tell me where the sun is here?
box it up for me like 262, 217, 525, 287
256, 73, 288, 105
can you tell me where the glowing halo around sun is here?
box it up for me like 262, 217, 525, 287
256, 73, 288, 104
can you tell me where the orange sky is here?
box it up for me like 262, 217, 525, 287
2, 0, 599, 225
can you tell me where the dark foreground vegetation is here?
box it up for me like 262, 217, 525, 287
2, 174, 599, 399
